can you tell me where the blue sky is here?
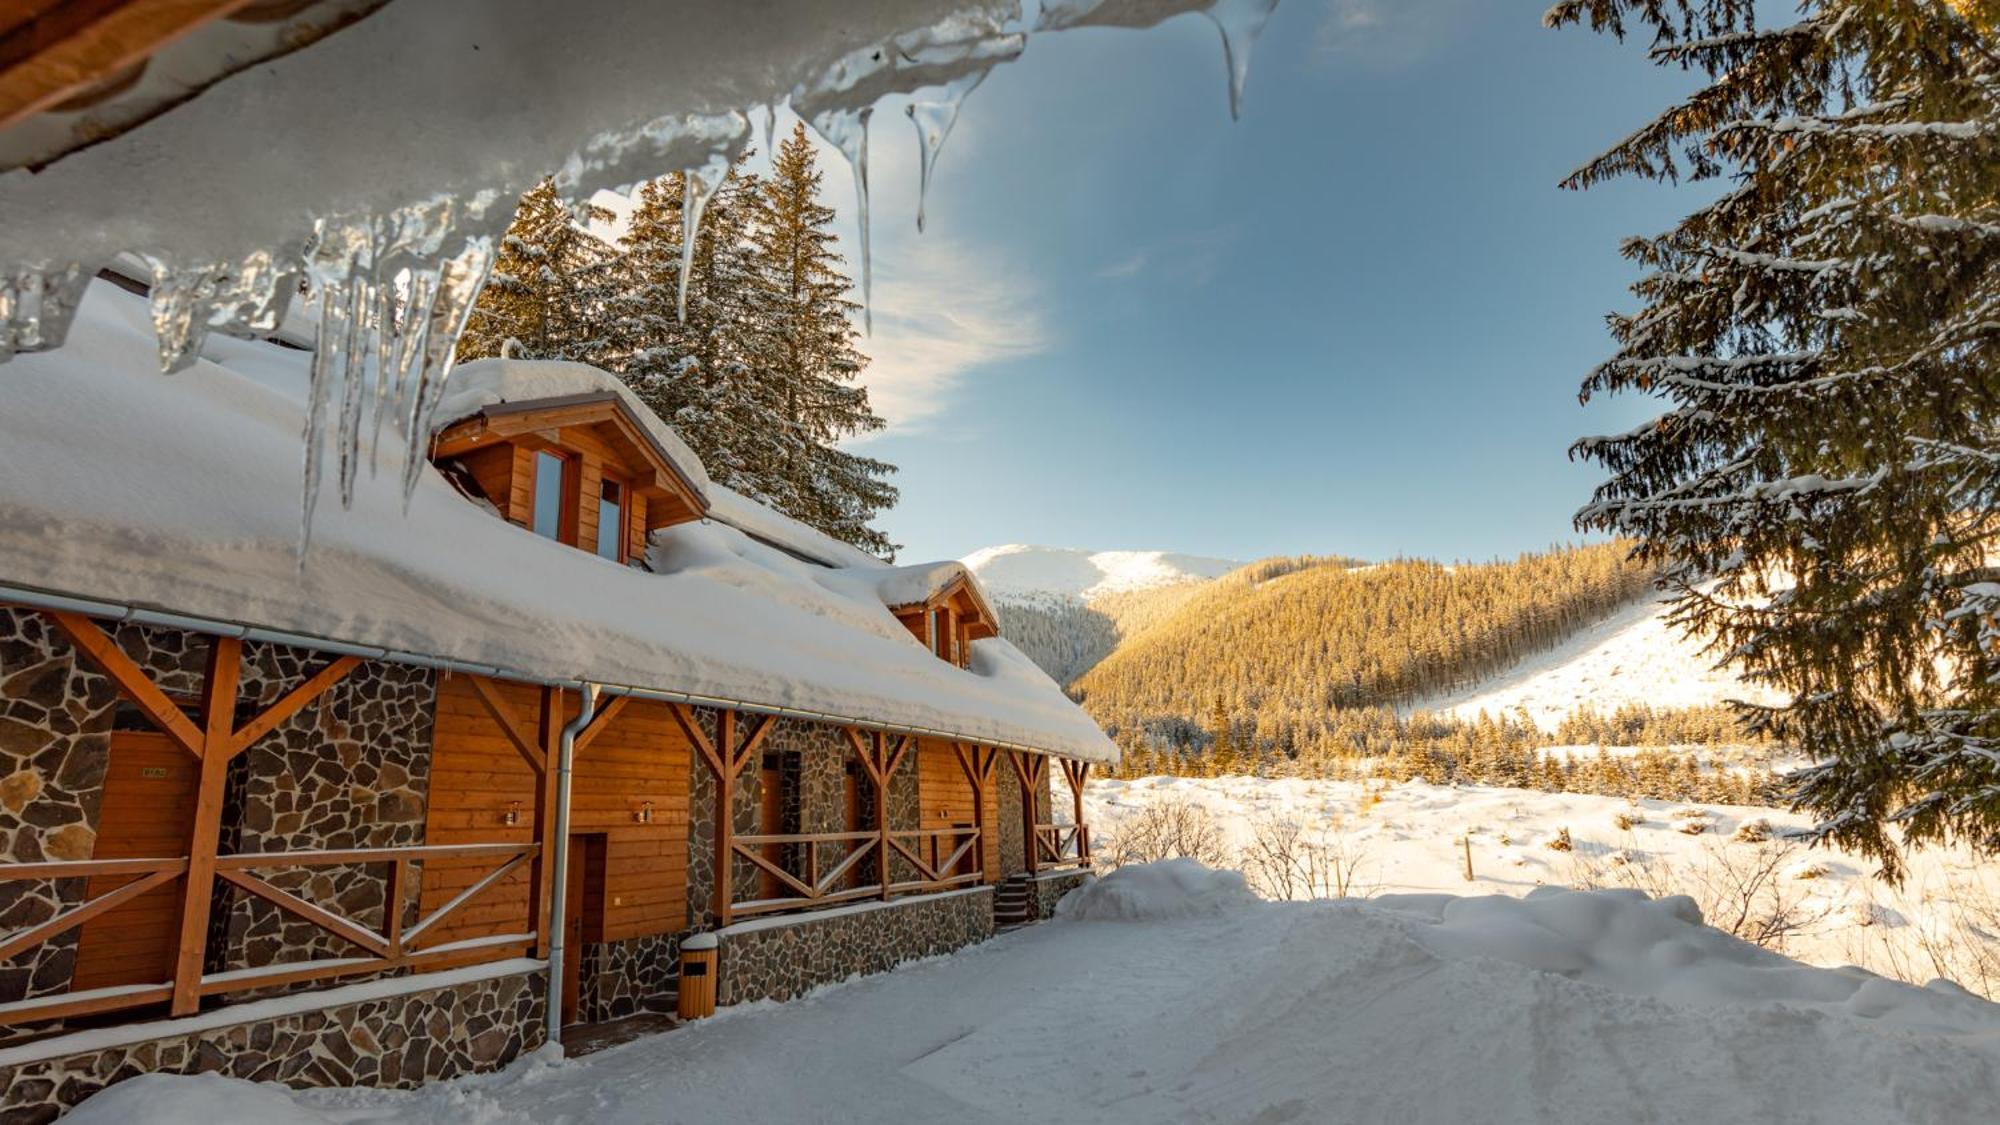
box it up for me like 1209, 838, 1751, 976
813, 1, 1708, 565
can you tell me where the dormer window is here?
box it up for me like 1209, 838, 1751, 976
431, 388, 708, 563
892, 576, 999, 670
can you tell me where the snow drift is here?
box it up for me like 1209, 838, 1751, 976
1054, 857, 1256, 920
65, 866, 2000, 1124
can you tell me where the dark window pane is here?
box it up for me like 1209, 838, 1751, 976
532, 451, 565, 540
596, 479, 624, 560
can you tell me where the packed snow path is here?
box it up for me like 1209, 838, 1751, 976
73, 864, 2000, 1125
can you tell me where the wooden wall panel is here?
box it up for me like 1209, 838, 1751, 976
459, 444, 518, 523
419, 680, 692, 950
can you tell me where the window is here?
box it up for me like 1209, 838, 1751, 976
595, 477, 626, 561
531, 450, 571, 541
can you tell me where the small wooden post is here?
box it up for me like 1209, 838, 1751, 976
1460, 836, 1474, 882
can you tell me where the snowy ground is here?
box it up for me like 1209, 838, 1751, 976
1421, 593, 1783, 730
78, 860, 2000, 1125
1084, 775, 2000, 999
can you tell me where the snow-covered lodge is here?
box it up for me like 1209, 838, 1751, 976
0, 285, 1104, 1117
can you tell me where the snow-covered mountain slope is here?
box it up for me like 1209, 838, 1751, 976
962, 545, 1239, 604
1424, 593, 1783, 731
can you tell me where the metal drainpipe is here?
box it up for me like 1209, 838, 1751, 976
545, 682, 598, 1046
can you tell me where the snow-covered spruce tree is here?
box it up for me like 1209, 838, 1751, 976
609, 164, 797, 492
1552, 0, 1999, 874
748, 123, 900, 559
457, 178, 617, 362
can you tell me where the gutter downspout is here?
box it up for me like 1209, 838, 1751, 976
545, 682, 598, 1046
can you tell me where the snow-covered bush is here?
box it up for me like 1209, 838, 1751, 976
1055, 858, 1256, 922
1545, 827, 1574, 853
1613, 809, 1643, 831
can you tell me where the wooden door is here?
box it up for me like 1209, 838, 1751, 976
561, 833, 590, 1026
758, 757, 783, 900
72, 731, 198, 991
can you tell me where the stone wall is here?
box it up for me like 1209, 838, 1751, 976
0, 610, 438, 1034
578, 933, 680, 1024
0, 964, 545, 1123
0, 612, 119, 1017
1029, 870, 1092, 920
995, 763, 1024, 875
717, 888, 993, 1007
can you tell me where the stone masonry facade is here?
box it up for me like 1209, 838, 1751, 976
0, 609, 439, 1040
577, 932, 682, 1025
717, 887, 994, 1006
0, 966, 545, 1124
1030, 870, 1093, 921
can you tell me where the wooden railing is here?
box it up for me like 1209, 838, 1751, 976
887, 826, 982, 892
731, 830, 883, 917
1032, 823, 1089, 869
0, 842, 538, 1027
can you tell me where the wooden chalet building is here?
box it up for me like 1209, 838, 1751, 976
0, 284, 1107, 1119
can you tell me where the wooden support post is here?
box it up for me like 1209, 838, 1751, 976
716, 710, 737, 926
169, 636, 239, 1016
872, 734, 892, 900
1008, 751, 1041, 876
1068, 760, 1091, 862
528, 686, 562, 958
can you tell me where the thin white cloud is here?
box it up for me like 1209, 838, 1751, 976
1098, 252, 1148, 279
858, 234, 1051, 437
1312, 0, 1475, 71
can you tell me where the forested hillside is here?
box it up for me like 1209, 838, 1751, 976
1074, 544, 1654, 759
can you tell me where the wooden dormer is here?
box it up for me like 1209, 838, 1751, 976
891, 575, 1000, 670
430, 392, 707, 563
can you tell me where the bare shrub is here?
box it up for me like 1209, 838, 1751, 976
1732, 818, 1773, 844
1100, 797, 1231, 870
1613, 809, 1643, 831
1545, 827, 1573, 853
1242, 817, 1372, 900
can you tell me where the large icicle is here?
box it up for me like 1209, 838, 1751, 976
677, 157, 730, 322
906, 69, 990, 233
0, 264, 90, 364
808, 106, 875, 334
1203, 0, 1279, 120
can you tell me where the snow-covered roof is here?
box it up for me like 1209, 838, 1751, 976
434, 358, 713, 502
0, 284, 1115, 763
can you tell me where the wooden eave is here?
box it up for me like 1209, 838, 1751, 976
889, 573, 1000, 643
431, 392, 709, 523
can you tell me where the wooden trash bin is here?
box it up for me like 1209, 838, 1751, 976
678, 933, 718, 1019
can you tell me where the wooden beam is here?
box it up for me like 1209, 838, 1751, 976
45, 611, 202, 757
670, 702, 725, 780
731, 712, 776, 776
466, 675, 545, 773
215, 869, 389, 959
528, 685, 561, 959
169, 635, 238, 1015
0, 864, 183, 962
0, 0, 259, 133
226, 654, 361, 758
570, 693, 629, 758
402, 851, 534, 951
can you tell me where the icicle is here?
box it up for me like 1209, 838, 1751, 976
1202, 0, 1279, 121
299, 273, 353, 555
333, 273, 373, 508
763, 102, 779, 159
398, 239, 493, 510
0, 264, 90, 363
676, 159, 728, 323
367, 279, 398, 476
807, 106, 875, 334
906, 69, 988, 233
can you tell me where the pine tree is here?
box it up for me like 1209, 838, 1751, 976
458, 178, 617, 363
749, 123, 900, 558
1553, 1, 1999, 874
